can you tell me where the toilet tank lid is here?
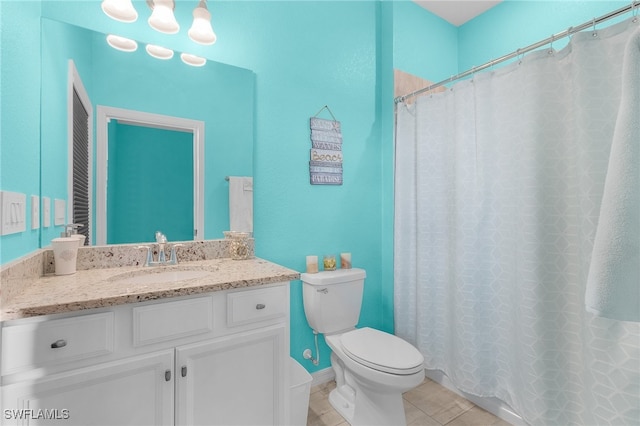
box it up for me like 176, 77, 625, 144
301, 268, 366, 285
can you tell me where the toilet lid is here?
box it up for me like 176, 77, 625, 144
340, 328, 424, 375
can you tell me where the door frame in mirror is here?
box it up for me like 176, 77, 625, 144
68, 60, 93, 245
96, 106, 205, 245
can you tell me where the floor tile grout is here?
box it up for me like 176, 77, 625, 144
307, 377, 512, 426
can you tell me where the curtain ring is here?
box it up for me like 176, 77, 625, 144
548, 34, 555, 54
592, 17, 598, 37
632, 0, 638, 22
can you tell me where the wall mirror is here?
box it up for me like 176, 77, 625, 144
40, 18, 255, 247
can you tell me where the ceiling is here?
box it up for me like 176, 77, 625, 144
414, 0, 503, 26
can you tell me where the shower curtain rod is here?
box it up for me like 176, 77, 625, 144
394, 0, 640, 104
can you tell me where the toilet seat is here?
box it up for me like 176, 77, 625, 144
340, 327, 424, 375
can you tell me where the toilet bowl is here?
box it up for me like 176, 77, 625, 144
301, 268, 425, 425
325, 328, 424, 426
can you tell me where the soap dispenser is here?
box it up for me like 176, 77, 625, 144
61, 223, 85, 247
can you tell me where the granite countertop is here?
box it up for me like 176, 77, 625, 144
2, 258, 300, 321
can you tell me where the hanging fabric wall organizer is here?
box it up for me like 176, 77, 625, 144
309, 105, 343, 185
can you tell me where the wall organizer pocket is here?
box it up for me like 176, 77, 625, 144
309, 105, 343, 185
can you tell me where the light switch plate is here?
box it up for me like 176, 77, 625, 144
0, 191, 27, 236
42, 197, 51, 228
54, 199, 66, 226
31, 195, 40, 230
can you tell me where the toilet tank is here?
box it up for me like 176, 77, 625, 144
301, 268, 366, 334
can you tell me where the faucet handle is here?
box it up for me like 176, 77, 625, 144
168, 244, 184, 265
136, 245, 153, 267
155, 231, 167, 244
61, 223, 83, 238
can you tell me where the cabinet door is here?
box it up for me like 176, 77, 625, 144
1, 350, 174, 426
176, 325, 286, 426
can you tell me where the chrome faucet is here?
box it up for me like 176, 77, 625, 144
61, 223, 82, 238
137, 231, 183, 267
155, 231, 167, 263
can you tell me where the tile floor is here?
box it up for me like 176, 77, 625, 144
307, 377, 512, 426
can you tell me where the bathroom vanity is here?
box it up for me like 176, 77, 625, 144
0, 248, 299, 426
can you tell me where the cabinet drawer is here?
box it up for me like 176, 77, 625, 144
227, 286, 287, 327
1, 312, 114, 375
133, 296, 213, 346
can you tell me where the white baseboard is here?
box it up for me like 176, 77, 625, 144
309, 367, 335, 387
424, 369, 525, 426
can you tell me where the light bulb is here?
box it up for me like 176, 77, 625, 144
188, 1, 217, 45
148, 0, 179, 34
102, 0, 138, 23
106, 35, 138, 52
146, 44, 174, 60
181, 53, 207, 67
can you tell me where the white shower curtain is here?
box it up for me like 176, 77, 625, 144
395, 18, 640, 426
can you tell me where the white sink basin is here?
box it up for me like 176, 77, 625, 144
109, 267, 214, 286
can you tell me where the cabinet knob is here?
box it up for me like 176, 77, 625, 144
181, 366, 188, 377
256, 303, 266, 310
165, 370, 171, 381
50, 339, 67, 349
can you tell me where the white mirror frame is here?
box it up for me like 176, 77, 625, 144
96, 106, 205, 245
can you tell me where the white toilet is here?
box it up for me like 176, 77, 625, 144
301, 268, 424, 426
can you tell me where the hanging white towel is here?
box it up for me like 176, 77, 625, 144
585, 29, 640, 322
228, 176, 253, 233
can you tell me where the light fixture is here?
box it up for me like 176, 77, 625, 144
188, 0, 217, 45
181, 53, 207, 67
101, 0, 138, 22
106, 34, 138, 52
147, 0, 180, 34
146, 44, 174, 60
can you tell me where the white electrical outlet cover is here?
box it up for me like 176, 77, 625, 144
31, 195, 40, 230
42, 197, 51, 228
0, 191, 27, 236
54, 199, 66, 226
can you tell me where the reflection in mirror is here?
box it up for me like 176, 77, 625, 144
40, 18, 255, 247
95, 107, 204, 245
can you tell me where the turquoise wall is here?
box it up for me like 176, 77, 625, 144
40, 18, 94, 246
392, 0, 458, 82
458, 1, 631, 73
107, 123, 193, 244
0, 1, 42, 262
228, 1, 396, 370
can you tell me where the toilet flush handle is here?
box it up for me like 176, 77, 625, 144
317, 288, 328, 294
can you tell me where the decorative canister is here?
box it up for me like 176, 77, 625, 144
323, 255, 337, 271
51, 237, 79, 275
224, 231, 253, 260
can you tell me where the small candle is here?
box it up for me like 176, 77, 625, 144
323, 255, 337, 271
340, 253, 352, 269
306, 255, 318, 273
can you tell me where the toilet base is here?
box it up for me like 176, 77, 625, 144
328, 385, 355, 424
328, 379, 408, 426
325, 334, 424, 426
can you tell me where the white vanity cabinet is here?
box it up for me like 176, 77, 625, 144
0, 282, 290, 426
175, 325, 286, 425
1, 351, 175, 425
